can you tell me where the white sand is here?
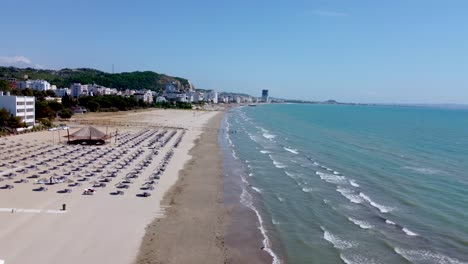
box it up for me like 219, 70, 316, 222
0, 109, 220, 264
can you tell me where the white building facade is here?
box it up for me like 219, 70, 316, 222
70, 83, 88, 97
55, 88, 71, 97
134, 91, 153, 104
204, 91, 218, 104
0, 92, 35, 127
17, 80, 51, 91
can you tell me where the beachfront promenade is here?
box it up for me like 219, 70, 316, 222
0, 109, 220, 264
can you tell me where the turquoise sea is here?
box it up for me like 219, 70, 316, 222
222, 104, 468, 264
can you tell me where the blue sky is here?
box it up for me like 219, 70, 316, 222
1, 0, 468, 104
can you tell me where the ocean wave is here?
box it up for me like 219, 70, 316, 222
333, 171, 340, 175
385, 219, 396, 225
260, 150, 271, 154
359, 192, 393, 213
394, 248, 466, 264
337, 187, 364, 204
273, 161, 286, 168
240, 187, 281, 264
270, 155, 286, 168
272, 218, 280, 225
258, 127, 269, 133
402, 227, 419, 236
231, 149, 239, 159
248, 173, 254, 177
322, 227, 356, 249
248, 134, 259, 142
277, 195, 285, 202
316, 171, 347, 185
312, 161, 320, 166
302, 187, 314, 193
349, 180, 360, 187
263, 133, 276, 140
347, 217, 373, 229
403, 166, 441, 175
240, 175, 249, 185
283, 147, 299, 154
340, 254, 381, 264
284, 171, 296, 178
252, 186, 262, 193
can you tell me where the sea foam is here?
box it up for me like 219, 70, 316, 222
240, 187, 281, 264
283, 147, 299, 154
347, 217, 373, 229
402, 227, 418, 236
263, 133, 276, 140
316, 171, 347, 185
359, 192, 393, 213
322, 227, 356, 249
251, 186, 262, 193
340, 254, 381, 264
337, 187, 364, 204
349, 180, 360, 187
394, 248, 465, 264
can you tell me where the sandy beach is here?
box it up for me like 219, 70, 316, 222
135, 112, 227, 264
0, 109, 220, 264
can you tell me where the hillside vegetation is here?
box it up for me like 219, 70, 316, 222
0, 66, 190, 92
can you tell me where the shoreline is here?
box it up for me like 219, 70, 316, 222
135, 112, 229, 264
221, 108, 278, 264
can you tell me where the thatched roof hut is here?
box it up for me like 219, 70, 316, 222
67, 126, 109, 145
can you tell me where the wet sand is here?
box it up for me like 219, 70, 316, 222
135, 112, 228, 264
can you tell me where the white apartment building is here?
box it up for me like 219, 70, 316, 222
122, 89, 136, 96
0, 91, 35, 128
204, 91, 218, 104
134, 90, 153, 104
70, 83, 88, 97
17, 80, 51, 91
55, 88, 71, 97
164, 82, 178, 95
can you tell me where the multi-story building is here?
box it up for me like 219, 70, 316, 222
122, 89, 136, 96
164, 82, 178, 95
55, 88, 71, 97
0, 91, 35, 128
134, 90, 153, 104
166, 92, 188, 102
17, 80, 51, 91
261, 89, 269, 102
70, 83, 88, 98
204, 90, 218, 104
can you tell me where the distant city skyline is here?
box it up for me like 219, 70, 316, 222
1, 0, 467, 104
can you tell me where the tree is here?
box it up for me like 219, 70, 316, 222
48, 101, 64, 113
35, 101, 54, 119
58, 109, 73, 119
45, 90, 56, 97
86, 101, 100, 112
0, 80, 10, 92
0, 108, 10, 126
7, 116, 25, 129
62, 95, 74, 108
138, 99, 147, 108
22, 88, 34, 97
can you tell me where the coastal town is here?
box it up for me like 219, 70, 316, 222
0, 68, 272, 264
0, 74, 270, 132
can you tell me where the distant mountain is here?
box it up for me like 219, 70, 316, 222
0, 66, 190, 92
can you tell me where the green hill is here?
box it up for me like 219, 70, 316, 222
0, 66, 190, 92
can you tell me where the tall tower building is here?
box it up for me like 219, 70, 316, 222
261, 89, 269, 102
